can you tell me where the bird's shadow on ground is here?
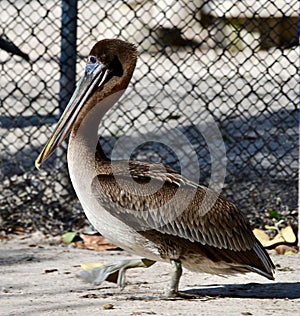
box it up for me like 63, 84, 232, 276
184, 282, 300, 299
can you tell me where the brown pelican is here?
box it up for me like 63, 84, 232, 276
36, 39, 274, 297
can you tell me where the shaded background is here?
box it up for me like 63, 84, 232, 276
0, 0, 298, 234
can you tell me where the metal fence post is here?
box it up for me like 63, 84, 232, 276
56, 0, 78, 190
59, 0, 78, 113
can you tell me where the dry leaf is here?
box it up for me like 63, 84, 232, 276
14, 226, 25, 234
77, 233, 119, 251
275, 265, 294, 271
281, 226, 296, 244
253, 226, 296, 248
264, 234, 285, 247
252, 228, 285, 247
253, 228, 270, 246
0, 235, 8, 242
274, 245, 298, 255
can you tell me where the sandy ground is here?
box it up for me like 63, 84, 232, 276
1, 233, 299, 316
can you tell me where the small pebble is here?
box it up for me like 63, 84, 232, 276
102, 303, 114, 310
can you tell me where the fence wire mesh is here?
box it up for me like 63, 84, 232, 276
0, 0, 298, 234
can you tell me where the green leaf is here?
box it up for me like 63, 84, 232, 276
284, 250, 297, 255
62, 232, 78, 244
268, 209, 282, 221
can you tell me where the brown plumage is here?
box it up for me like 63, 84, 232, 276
92, 159, 274, 279
36, 39, 274, 297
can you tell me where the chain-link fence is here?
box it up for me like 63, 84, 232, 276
0, 0, 298, 234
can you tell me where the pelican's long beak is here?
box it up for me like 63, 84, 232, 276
35, 60, 109, 169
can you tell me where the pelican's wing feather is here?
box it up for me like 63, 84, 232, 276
92, 161, 254, 252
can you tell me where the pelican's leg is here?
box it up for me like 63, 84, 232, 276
80, 258, 156, 289
166, 259, 182, 297
165, 259, 197, 299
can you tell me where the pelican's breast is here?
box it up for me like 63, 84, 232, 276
67, 128, 162, 261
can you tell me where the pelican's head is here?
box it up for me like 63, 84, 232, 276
35, 39, 137, 169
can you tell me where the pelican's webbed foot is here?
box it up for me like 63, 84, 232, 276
80, 258, 156, 289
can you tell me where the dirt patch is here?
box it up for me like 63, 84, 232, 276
1, 234, 299, 316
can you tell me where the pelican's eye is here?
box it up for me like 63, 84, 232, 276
89, 55, 97, 64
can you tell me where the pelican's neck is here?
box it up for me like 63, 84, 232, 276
67, 91, 123, 196
66, 90, 132, 239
